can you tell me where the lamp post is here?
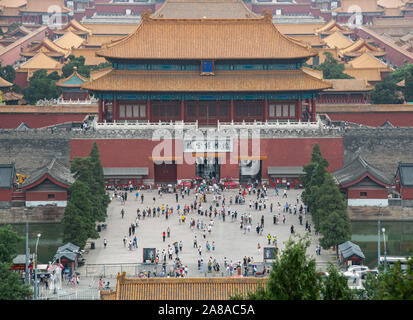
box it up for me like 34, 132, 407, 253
24, 208, 30, 285
377, 203, 382, 268
382, 227, 387, 273
34, 233, 41, 300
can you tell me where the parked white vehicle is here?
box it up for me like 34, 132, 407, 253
343, 265, 371, 279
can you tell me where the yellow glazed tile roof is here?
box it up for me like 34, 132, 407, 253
0, 76, 12, 87
334, 0, 384, 13
322, 31, 354, 49
20, 38, 69, 58
106, 273, 267, 300
83, 69, 332, 92
82, 23, 137, 36
17, 52, 63, 70
315, 20, 353, 35
53, 19, 92, 35
324, 79, 374, 92
343, 68, 383, 82
84, 34, 126, 47
151, 0, 261, 19
97, 15, 316, 60
377, 0, 406, 8
347, 52, 393, 70
71, 48, 107, 66
0, 0, 26, 8
288, 34, 324, 47
54, 31, 85, 50
20, 0, 71, 13
340, 39, 386, 57
274, 23, 324, 35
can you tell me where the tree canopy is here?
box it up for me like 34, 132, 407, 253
0, 225, 32, 300
63, 142, 109, 248
22, 69, 62, 105
314, 52, 354, 79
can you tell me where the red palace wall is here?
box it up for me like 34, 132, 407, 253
0, 114, 88, 129
326, 112, 413, 127
0, 189, 13, 202
70, 137, 343, 181
401, 187, 413, 200
25, 191, 67, 201
356, 28, 413, 67
347, 188, 388, 199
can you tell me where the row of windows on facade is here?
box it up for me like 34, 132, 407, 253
117, 103, 297, 119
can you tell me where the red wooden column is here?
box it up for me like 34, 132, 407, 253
311, 98, 317, 122
264, 99, 268, 122
98, 99, 103, 122
297, 99, 302, 121
230, 99, 234, 122
181, 100, 185, 122
113, 99, 118, 122
147, 99, 151, 122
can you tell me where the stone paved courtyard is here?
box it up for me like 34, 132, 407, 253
79, 186, 334, 274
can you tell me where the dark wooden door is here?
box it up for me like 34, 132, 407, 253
154, 162, 177, 184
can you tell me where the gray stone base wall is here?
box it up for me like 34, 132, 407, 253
0, 206, 65, 224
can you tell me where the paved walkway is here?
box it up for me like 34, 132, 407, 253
77, 186, 334, 275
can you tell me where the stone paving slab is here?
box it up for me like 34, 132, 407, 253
78, 187, 334, 273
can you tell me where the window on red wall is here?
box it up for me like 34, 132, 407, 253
360, 192, 367, 197
48, 194, 55, 199
119, 103, 147, 120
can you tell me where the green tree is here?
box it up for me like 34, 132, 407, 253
62, 180, 98, 248
89, 142, 110, 221
62, 55, 90, 78
22, 69, 62, 105
315, 52, 354, 79
404, 67, 413, 102
0, 64, 16, 83
234, 236, 322, 300
321, 263, 355, 300
371, 77, 404, 104
301, 143, 329, 212
0, 225, 32, 300
360, 258, 413, 300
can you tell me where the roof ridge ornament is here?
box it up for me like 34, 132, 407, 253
262, 10, 273, 22
141, 10, 152, 22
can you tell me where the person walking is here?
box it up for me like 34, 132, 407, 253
103, 238, 107, 248
257, 243, 261, 255
167, 227, 171, 238
162, 231, 166, 242
267, 233, 271, 245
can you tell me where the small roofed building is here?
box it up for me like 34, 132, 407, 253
0, 76, 23, 105
20, 38, 70, 62
52, 19, 92, 39
338, 241, 366, 268
103, 167, 149, 189
101, 272, 268, 300
334, 154, 392, 207
339, 39, 386, 61
21, 158, 74, 208
318, 79, 374, 105
395, 162, 413, 205
334, 0, 384, 25
267, 166, 304, 189
0, 163, 15, 208
315, 20, 354, 39
15, 52, 63, 88
56, 69, 90, 102
19, 0, 71, 28
54, 242, 81, 274
53, 30, 85, 51
322, 31, 354, 50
